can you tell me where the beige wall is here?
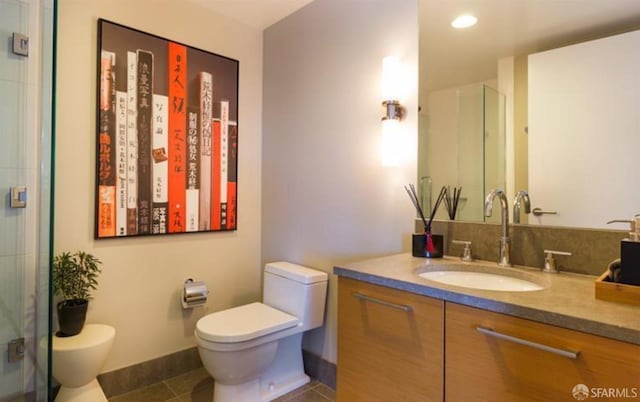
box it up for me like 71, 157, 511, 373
262, 0, 419, 363
55, 0, 263, 371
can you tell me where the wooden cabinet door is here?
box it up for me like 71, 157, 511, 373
446, 302, 640, 401
337, 277, 444, 402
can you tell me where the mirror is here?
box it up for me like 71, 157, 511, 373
419, 0, 640, 229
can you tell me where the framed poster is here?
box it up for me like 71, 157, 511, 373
96, 19, 239, 238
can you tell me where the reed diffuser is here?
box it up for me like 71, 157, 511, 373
443, 186, 462, 220
404, 184, 444, 258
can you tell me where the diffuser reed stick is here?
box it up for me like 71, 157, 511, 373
443, 186, 463, 220
404, 185, 428, 230
405, 184, 448, 233
427, 186, 447, 231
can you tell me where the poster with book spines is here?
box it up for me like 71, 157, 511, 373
96, 19, 239, 238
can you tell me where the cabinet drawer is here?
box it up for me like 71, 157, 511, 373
446, 302, 640, 401
337, 277, 443, 402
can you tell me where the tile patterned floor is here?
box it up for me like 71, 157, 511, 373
108, 367, 336, 402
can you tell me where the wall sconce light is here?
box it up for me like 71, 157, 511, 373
381, 56, 407, 166
381, 56, 404, 122
382, 100, 403, 121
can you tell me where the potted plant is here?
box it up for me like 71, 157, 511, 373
53, 251, 102, 337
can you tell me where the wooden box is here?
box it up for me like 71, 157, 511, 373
595, 271, 640, 305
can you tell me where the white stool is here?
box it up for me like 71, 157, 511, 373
52, 324, 115, 402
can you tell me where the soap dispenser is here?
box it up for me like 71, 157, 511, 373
607, 215, 640, 285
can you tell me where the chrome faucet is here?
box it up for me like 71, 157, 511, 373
513, 190, 531, 224
484, 189, 511, 267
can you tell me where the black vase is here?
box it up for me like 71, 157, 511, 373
412, 233, 444, 258
57, 299, 88, 337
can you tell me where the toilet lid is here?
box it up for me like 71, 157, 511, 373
196, 302, 298, 343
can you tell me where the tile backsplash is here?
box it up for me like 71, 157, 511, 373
423, 220, 627, 276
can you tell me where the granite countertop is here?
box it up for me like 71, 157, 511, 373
334, 253, 640, 345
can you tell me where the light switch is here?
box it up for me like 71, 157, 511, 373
10, 186, 27, 208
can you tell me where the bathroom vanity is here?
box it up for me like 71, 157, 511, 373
335, 254, 640, 402
337, 277, 443, 402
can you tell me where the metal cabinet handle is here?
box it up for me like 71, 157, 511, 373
476, 326, 579, 359
353, 292, 413, 312
532, 208, 557, 216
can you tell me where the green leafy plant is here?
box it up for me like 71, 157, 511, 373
53, 251, 102, 305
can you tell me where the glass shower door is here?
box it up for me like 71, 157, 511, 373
1, 0, 31, 397
0, 0, 54, 400
457, 83, 506, 224
455, 84, 484, 221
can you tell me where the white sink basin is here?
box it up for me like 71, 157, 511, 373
418, 270, 545, 292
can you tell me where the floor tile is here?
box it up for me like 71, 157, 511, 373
272, 380, 317, 401
108, 382, 176, 402
285, 389, 332, 402
107, 367, 335, 402
165, 367, 211, 396
177, 380, 213, 402
312, 383, 335, 400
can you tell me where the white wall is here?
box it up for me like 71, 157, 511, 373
528, 29, 640, 229
262, 0, 419, 363
56, 0, 263, 372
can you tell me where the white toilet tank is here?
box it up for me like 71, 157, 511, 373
263, 262, 328, 331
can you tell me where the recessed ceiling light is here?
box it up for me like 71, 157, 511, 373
451, 14, 477, 29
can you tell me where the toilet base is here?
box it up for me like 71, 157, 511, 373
260, 372, 309, 401
259, 333, 309, 401
55, 379, 107, 402
214, 379, 262, 402
211, 334, 310, 402
213, 374, 309, 402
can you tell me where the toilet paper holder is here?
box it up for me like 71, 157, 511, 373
181, 278, 208, 309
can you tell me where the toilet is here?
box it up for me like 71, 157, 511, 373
52, 324, 115, 402
195, 261, 328, 402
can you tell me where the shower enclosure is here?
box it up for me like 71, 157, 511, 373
419, 83, 506, 223
1, 0, 55, 400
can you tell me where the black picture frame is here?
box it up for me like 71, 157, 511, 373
95, 19, 239, 238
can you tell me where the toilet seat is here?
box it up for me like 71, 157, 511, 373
196, 302, 298, 343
